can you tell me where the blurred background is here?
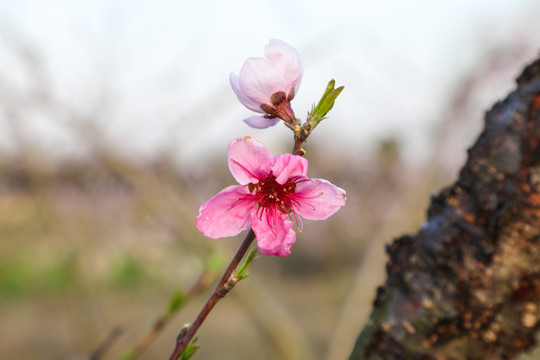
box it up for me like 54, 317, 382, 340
1, 0, 540, 359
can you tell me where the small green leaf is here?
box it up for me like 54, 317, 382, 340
118, 348, 137, 360
235, 247, 258, 281
110, 253, 151, 288
319, 79, 337, 106
206, 250, 225, 274
166, 289, 186, 315
309, 79, 344, 129
179, 338, 200, 360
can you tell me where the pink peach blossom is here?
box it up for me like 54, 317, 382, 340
230, 39, 303, 129
196, 136, 346, 257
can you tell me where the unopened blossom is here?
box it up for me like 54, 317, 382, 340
196, 136, 346, 257
230, 39, 303, 129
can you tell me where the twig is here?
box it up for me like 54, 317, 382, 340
168, 229, 256, 360
89, 326, 124, 360
118, 270, 214, 360
168, 125, 309, 359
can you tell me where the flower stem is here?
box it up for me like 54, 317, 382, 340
292, 123, 312, 156
168, 229, 256, 360
169, 140, 307, 359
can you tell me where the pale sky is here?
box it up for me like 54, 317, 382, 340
0, 0, 539, 166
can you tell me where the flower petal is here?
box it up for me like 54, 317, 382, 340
238, 57, 284, 106
294, 179, 346, 220
252, 210, 296, 257
230, 72, 263, 113
271, 153, 309, 184
228, 136, 273, 185
243, 115, 280, 129
196, 185, 253, 238
265, 39, 302, 97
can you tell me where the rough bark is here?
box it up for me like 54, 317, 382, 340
349, 57, 540, 360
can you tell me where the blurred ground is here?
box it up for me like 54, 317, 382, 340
0, 133, 437, 360
1, 4, 540, 359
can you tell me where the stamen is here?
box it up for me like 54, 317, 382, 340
249, 173, 309, 232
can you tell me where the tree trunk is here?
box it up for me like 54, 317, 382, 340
348, 57, 540, 360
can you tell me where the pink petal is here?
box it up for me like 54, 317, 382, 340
228, 136, 273, 185
270, 154, 309, 184
243, 115, 280, 129
265, 39, 302, 97
230, 73, 263, 113
294, 179, 346, 220
238, 57, 285, 106
251, 210, 296, 257
196, 185, 254, 238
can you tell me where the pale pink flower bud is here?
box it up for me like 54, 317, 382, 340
230, 39, 303, 129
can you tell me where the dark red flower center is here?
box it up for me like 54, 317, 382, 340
249, 174, 300, 215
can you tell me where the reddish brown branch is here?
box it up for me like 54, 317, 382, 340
349, 57, 540, 359
168, 229, 256, 360
168, 127, 308, 360
123, 271, 214, 358
89, 326, 124, 360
